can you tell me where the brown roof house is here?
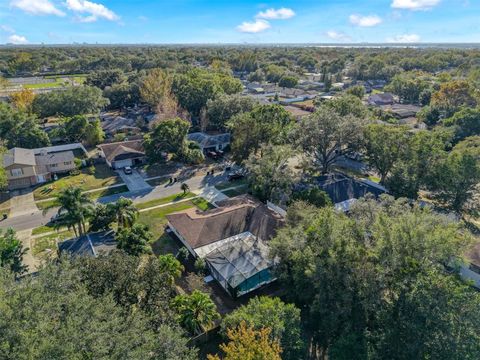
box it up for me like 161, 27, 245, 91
3, 147, 75, 190
167, 195, 285, 297
97, 140, 146, 169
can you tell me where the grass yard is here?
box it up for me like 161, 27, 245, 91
35, 185, 128, 210
138, 198, 213, 256
33, 164, 121, 201
143, 163, 179, 178
136, 192, 196, 210
215, 179, 248, 190
23, 80, 63, 89
191, 197, 215, 211
146, 177, 169, 187
223, 185, 248, 198
32, 230, 75, 259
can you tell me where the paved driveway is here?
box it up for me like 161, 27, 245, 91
9, 190, 39, 217
117, 169, 152, 192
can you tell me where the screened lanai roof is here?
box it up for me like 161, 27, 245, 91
205, 232, 272, 289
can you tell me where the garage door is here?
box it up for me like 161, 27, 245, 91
113, 159, 133, 169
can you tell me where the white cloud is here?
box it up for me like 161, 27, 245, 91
10, 0, 65, 16
326, 30, 351, 41
256, 7, 295, 20
387, 33, 421, 42
1, 25, 15, 33
65, 0, 119, 22
391, 0, 441, 10
8, 34, 28, 44
237, 19, 270, 33
349, 14, 382, 27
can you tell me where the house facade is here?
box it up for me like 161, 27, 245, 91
4, 147, 76, 190
97, 140, 146, 169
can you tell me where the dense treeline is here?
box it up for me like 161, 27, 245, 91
2, 46, 480, 78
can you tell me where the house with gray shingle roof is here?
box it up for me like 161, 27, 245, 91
3, 147, 76, 190
187, 132, 231, 153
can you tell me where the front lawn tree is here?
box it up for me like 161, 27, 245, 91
181, 183, 190, 195
293, 106, 366, 174
112, 197, 138, 228
48, 187, 93, 238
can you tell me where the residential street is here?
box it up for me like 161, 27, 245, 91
1, 172, 230, 232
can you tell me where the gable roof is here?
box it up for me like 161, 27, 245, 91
58, 231, 117, 257
3, 148, 36, 168
167, 195, 284, 250
97, 140, 145, 163
188, 132, 231, 148
36, 151, 74, 166
317, 173, 386, 205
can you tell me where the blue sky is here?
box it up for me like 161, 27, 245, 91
0, 0, 478, 44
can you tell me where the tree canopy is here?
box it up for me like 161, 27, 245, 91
270, 196, 479, 359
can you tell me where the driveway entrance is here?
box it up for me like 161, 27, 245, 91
117, 169, 152, 192
9, 190, 39, 217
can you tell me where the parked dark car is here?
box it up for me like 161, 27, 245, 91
207, 151, 219, 159
228, 172, 244, 181
123, 166, 133, 175
50, 213, 61, 224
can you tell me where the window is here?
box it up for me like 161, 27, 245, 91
50, 163, 58, 168
10, 168, 23, 176
64, 161, 72, 166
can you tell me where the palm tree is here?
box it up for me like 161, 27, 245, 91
45, 187, 93, 238
113, 197, 138, 228
158, 254, 184, 284
171, 290, 219, 335
181, 183, 190, 195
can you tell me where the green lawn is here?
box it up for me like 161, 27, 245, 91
32, 230, 75, 258
33, 164, 121, 201
143, 163, 179, 178
137, 198, 212, 256
32, 225, 57, 236
223, 186, 248, 198
191, 197, 215, 211
136, 192, 196, 210
35, 185, 128, 210
24, 81, 63, 89
215, 179, 247, 190
146, 177, 168, 187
